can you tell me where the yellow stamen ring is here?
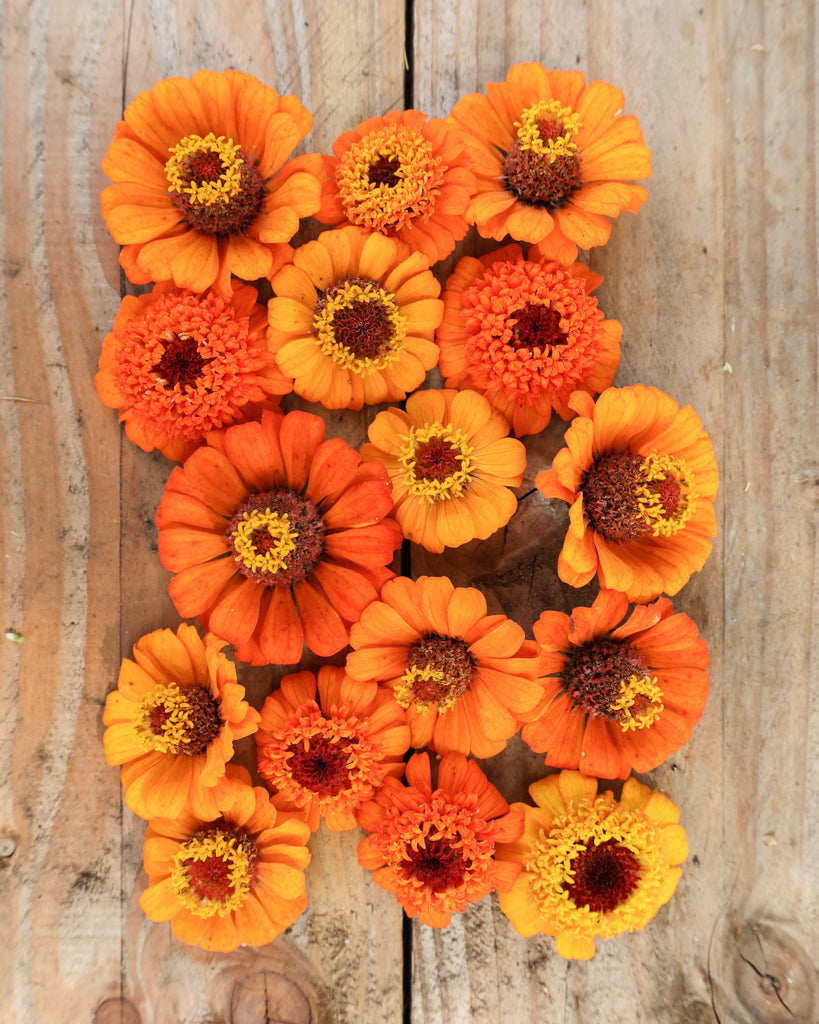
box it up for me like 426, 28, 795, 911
394, 664, 463, 715
609, 674, 664, 732
165, 132, 245, 206
636, 453, 697, 537
133, 682, 194, 754
514, 100, 582, 163
398, 425, 474, 502
312, 281, 407, 374
231, 509, 298, 576
171, 830, 254, 918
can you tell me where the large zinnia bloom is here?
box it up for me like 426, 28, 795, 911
102, 623, 259, 820
140, 766, 310, 952
315, 110, 475, 264
346, 575, 543, 757
497, 770, 687, 959
255, 666, 410, 832
156, 409, 401, 666
267, 227, 443, 409
95, 281, 291, 461
523, 589, 710, 779
437, 242, 621, 436
448, 64, 651, 262
357, 752, 523, 927
361, 388, 527, 552
101, 70, 324, 296
536, 386, 718, 602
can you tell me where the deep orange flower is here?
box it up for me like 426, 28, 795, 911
523, 589, 709, 779
101, 69, 324, 297
437, 242, 621, 436
357, 751, 523, 927
102, 623, 260, 820
140, 766, 310, 952
267, 227, 443, 409
536, 385, 718, 602
448, 64, 651, 262
346, 575, 543, 757
255, 666, 410, 832
156, 409, 402, 666
95, 281, 291, 461
361, 388, 527, 552
496, 770, 687, 959
315, 109, 475, 264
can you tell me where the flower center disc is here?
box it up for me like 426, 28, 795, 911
135, 682, 222, 755
227, 489, 326, 587
505, 100, 583, 209
564, 838, 641, 913
154, 331, 210, 388
396, 633, 475, 713
171, 825, 258, 918
400, 425, 474, 502
313, 276, 407, 373
287, 736, 351, 796
510, 303, 568, 351
402, 836, 468, 892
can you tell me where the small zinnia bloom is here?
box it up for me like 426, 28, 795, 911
346, 575, 543, 757
140, 766, 310, 952
448, 63, 651, 262
315, 110, 475, 264
156, 409, 402, 666
267, 227, 443, 409
437, 242, 621, 436
255, 666, 411, 832
101, 69, 324, 296
357, 751, 523, 927
523, 589, 710, 779
361, 388, 527, 552
95, 281, 292, 461
536, 385, 719, 602
102, 623, 260, 820
496, 770, 688, 959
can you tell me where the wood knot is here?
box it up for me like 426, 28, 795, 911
733, 921, 817, 1022
230, 970, 313, 1024
93, 998, 141, 1024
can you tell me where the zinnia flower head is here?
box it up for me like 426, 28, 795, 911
102, 622, 260, 820
95, 281, 292, 461
140, 766, 310, 952
346, 575, 543, 758
448, 63, 651, 262
536, 385, 718, 602
523, 589, 710, 779
437, 242, 621, 436
357, 751, 524, 927
361, 388, 527, 553
156, 408, 402, 666
315, 109, 476, 264
101, 69, 324, 296
255, 666, 411, 832
267, 227, 443, 409
496, 769, 687, 959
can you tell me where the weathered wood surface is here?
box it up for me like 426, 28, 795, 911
1, 1, 816, 1022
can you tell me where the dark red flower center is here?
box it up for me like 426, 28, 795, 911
406, 634, 475, 703
153, 332, 210, 388
581, 452, 650, 542
401, 837, 467, 892
183, 824, 258, 903
170, 146, 265, 237
413, 438, 464, 481
149, 685, 222, 756
564, 838, 641, 913
287, 737, 351, 796
368, 155, 400, 187
509, 303, 568, 351
505, 129, 581, 210
563, 638, 649, 718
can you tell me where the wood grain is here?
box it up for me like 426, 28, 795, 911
1, 0, 816, 1022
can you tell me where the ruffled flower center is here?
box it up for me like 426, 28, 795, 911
395, 634, 475, 713
505, 100, 583, 209
335, 124, 445, 232
313, 276, 408, 374
113, 291, 268, 438
227, 490, 325, 587
258, 699, 385, 812
459, 259, 605, 404
525, 797, 668, 939
399, 424, 474, 502
166, 132, 265, 236
171, 823, 258, 918
581, 451, 696, 543
133, 682, 222, 755
564, 638, 663, 731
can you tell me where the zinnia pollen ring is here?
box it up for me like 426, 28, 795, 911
227, 490, 325, 587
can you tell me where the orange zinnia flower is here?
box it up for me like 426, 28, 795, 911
523, 589, 710, 779
267, 227, 443, 409
255, 666, 410, 832
496, 770, 687, 959
357, 751, 523, 927
101, 70, 324, 296
536, 385, 718, 602
140, 766, 310, 952
346, 575, 543, 757
315, 110, 475, 264
102, 623, 260, 820
156, 409, 402, 666
448, 63, 651, 262
361, 388, 527, 552
437, 242, 621, 436
95, 281, 291, 462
